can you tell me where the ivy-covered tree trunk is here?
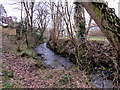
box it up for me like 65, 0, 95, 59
80, 1, 120, 85
74, 2, 88, 70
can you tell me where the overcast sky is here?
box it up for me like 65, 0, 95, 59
0, 0, 119, 21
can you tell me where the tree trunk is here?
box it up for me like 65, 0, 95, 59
74, 2, 88, 70
80, 1, 120, 66
79, 2, 120, 85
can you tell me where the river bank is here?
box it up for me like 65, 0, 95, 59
1, 53, 93, 88
36, 42, 117, 88
1, 34, 93, 88
1, 34, 119, 88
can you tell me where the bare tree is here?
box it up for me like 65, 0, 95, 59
55, 1, 76, 46
0, 4, 7, 17
35, 2, 50, 38
22, 0, 35, 48
23, 0, 35, 32
49, 1, 63, 47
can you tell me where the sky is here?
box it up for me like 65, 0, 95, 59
0, 0, 119, 21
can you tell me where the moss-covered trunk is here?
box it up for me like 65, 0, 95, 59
80, 1, 120, 85
74, 2, 89, 70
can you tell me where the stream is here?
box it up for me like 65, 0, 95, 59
35, 43, 114, 88
35, 43, 74, 69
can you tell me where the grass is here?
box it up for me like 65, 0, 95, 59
87, 36, 108, 42
59, 36, 108, 42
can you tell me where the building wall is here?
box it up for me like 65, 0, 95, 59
0, 26, 16, 35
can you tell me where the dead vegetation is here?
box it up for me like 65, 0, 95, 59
2, 53, 93, 88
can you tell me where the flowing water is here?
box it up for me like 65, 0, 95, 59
35, 43, 74, 69
35, 43, 114, 88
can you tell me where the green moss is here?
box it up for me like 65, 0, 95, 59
2, 69, 14, 78
2, 69, 14, 88
34, 61, 46, 70
47, 75, 53, 79
59, 74, 71, 85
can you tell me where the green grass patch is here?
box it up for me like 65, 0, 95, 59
87, 36, 108, 41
